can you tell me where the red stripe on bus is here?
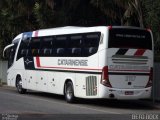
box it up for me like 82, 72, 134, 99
36, 57, 41, 67
39, 66, 101, 71
34, 31, 39, 37
35, 57, 101, 71
134, 49, 146, 56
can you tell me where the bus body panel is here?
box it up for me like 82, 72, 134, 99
99, 27, 153, 99
99, 84, 151, 99
107, 48, 153, 89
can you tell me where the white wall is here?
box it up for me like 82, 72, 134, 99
0, 60, 8, 83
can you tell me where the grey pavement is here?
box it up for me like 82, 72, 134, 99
0, 86, 160, 120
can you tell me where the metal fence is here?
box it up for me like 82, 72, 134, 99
0, 61, 160, 100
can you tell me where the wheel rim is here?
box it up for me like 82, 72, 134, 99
17, 80, 22, 92
66, 85, 73, 100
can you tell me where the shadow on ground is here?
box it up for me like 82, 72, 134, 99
24, 90, 158, 110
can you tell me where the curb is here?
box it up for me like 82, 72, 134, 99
139, 100, 160, 109
0, 85, 16, 90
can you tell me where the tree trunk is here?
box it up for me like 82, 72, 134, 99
133, 0, 144, 28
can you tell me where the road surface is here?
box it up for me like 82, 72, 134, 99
0, 86, 159, 120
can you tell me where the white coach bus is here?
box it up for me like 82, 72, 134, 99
3, 26, 153, 103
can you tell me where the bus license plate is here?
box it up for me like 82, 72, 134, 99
125, 91, 134, 95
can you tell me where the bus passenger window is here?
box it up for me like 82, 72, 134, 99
70, 35, 82, 48
72, 48, 81, 56
43, 48, 52, 56
54, 36, 67, 57
41, 37, 53, 56
21, 49, 28, 56
8, 48, 15, 68
83, 33, 100, 56
30, 38, 41, 56
56, 48, 65, 56
17, 39, 29, 60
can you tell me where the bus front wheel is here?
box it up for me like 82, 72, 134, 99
16, 76, 26, 94
65, 81, 75, 103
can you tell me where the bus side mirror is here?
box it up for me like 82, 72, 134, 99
3, 49, 9, 59
3, 44, 14, 59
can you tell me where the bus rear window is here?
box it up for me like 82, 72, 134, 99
108, 28, 152, 50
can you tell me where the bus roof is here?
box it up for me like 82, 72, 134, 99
12, 26, 149, 42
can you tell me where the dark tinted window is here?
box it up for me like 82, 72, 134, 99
17, 38, 29, 60
30, 38, 41, 56
40, 37, 53, 56
17, 32, 101, 58
42, 37, 53, 49
31, 38, 41, 49
84, 34, 100, 47
109, 28, 152, 50
69, 35, 82, 48
82, 33, 101, 56
9, 39, 19, 67
55, 36, 67, 48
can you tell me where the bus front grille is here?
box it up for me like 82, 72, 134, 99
86, 76, 97, 96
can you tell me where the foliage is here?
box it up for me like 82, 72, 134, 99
34, 1, 55, 28
0, 0, 160, 59
142, 0, 160, 56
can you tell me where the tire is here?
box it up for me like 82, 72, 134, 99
16, 76, 26, 94
65, 81, 75, 103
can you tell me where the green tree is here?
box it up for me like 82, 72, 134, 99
0, 0, 160, 59
123, 0, 144, 27
90, 0, 127, 25
0, 0, 36, 59
34, 0, 55, 28
143, 0, 160, 56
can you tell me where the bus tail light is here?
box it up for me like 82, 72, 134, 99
145, 67, 153, 88
101, 66, 112, 87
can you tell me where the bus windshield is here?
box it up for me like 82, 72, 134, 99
108, 28, 152, 50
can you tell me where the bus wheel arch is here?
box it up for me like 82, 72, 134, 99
64, 79, 75, 103
16, 74, 26, 94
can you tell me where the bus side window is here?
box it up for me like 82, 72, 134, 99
69, 35, 83, 57
17, 39, 30, 60
32, 49, 40, 56
83, 33, 100, 56
89, 47, 97, 55
72, 48, 81, 56
41, 37, 53, 56
21, 49, 28, 56
30, 38, 41, 56
8, 41, 18, 68
55, 35, 67, 57
56, 48, 65, 56
8, 48, 15, 68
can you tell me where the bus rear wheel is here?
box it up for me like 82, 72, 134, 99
16, 76, 26, 94
65, 81, 75, 103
